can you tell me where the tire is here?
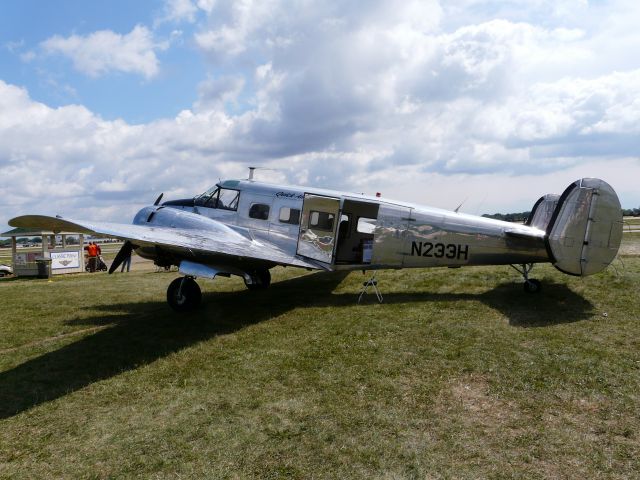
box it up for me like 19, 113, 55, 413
244, 269, 271, 291
523, 279, 542, 293
167, 277, 202, 312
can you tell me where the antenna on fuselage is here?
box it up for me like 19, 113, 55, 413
454, 196, 469, 213
247, 166, 277, 181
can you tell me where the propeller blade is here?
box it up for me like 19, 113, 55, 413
154, 193, 164, 206
109, 241, 134, 274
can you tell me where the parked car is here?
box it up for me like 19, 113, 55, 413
0, 264, 13, 277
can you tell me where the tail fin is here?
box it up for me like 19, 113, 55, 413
526, 194, 560, 231
543, 178, 622, 276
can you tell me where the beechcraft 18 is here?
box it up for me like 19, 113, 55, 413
10, 171, 623, 311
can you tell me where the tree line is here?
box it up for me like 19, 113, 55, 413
483, 207, 640, 223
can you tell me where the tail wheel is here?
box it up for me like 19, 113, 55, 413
523, 279, 542, 293
244, 269, 271, 291
167, 277, 202, 312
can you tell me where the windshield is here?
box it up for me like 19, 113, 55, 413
194, 186, 240, 211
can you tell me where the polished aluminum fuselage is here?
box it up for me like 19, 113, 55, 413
156, 179, 549, 271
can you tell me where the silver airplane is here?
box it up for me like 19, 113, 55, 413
10, 172, 623, 311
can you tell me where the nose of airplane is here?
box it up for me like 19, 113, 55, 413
132, 206, 157, 225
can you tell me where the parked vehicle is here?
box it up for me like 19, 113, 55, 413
0, 264, 13, 277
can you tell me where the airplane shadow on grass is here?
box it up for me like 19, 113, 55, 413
0, 272, 593, 419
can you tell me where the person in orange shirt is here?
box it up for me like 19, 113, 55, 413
87, 242, 98, 272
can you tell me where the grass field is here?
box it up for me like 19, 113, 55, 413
1, 237, 639, 478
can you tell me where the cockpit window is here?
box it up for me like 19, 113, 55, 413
195, 187, 218, 208
195, 186, 240, 211
218, 188, 240, 210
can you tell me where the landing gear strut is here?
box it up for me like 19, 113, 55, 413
511, 263, 542, 293
167, 276, 202, 311
244, 268, 271, 291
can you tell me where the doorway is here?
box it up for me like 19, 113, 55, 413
334, 199, 380, 265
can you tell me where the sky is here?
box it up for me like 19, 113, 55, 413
1, 0, 639, 232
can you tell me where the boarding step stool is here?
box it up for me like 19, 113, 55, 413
357, 272, 383, 304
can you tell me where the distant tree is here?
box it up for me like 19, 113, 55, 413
485, 207, 639, 222
482, 211, 531, 223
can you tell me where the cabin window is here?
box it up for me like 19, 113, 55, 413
310, 211, 335, 231
356, 217, 376, 234
249, 203, 270, 220
279, 207, 300, 225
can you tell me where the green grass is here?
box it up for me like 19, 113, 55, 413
1, 241, 639, 478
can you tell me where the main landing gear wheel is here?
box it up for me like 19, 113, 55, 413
167, 277, 202, 312
244, 269, 271, 291
523, 278, 542, 293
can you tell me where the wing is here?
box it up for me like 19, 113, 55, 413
9, 214, 326, 271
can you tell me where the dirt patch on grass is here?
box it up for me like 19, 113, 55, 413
439, 374, 516, 426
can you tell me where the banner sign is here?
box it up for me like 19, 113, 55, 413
51, 251, 80, 270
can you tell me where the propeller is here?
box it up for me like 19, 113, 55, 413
109, 240, 134, 274
110, 193, 162, 273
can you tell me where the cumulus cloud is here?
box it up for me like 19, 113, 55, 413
164, 0, 199, 22
194, 75, 245, 112
40, 25, 165, 79
187, 1, 640, 178
157, 0, 215, 24
2, 0, 640, 229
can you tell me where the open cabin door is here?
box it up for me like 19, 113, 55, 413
297, 194, 341, 264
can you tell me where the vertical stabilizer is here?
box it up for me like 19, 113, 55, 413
546, 178, 623, 276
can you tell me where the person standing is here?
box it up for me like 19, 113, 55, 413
87, 242, 98, 272
120, 251, 132, 272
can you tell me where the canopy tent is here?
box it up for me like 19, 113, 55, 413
0, 228, 86, 276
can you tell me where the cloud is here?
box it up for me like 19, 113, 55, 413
156, 0, 198, 24
194, 75, 246, 112
2, 0, 640, 230
0, 79, 244, 226
187, 3, 640, 177
156, 0, 215, 24
40, 25, 165, 79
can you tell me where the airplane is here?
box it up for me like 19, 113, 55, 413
9, 170, 623, 312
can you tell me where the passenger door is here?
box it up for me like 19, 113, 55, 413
296, 194, 341, 264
